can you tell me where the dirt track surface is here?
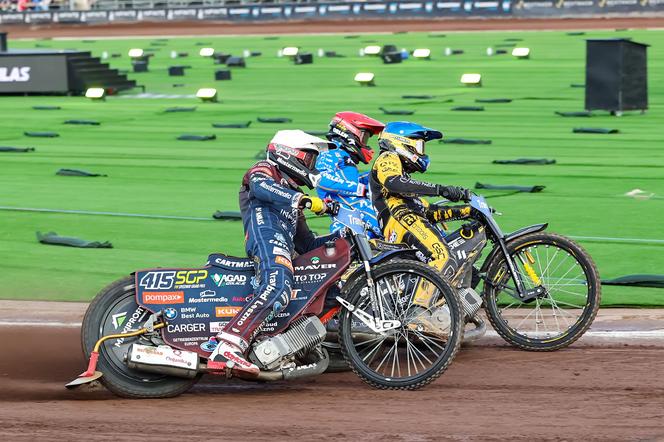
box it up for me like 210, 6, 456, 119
1, 318, 664, 441
5, 16, 664, 39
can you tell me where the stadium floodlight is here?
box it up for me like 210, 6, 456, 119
364, 45, 382, 56
85, 87, 106, 101
282, 47, 299, 57
354, 72, 375, 86
460, 73, 482, 87
128, 48, 144, 58
199, 47, 215, 57
412, 48, 431, 59
512, 47, 531, 59
196, 88, 218, 102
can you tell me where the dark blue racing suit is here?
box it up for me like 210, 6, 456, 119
225, 161, 340, 342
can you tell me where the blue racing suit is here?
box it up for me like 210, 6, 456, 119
315, 148, 381, 238
225, 161, 339, 342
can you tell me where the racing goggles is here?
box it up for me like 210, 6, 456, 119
359, 130, 371, 146
298, 150, 318, 169
410, 139, 425, 155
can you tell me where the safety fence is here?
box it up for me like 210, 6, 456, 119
0, 0, 663, 24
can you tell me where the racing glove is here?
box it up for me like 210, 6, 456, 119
299, 196, 340, 216
436, 185, 472, 203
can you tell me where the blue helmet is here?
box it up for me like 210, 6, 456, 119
378, 122, 443, 173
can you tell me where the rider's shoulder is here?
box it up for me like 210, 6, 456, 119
374, 151, 399, 165
247, 161, 279, 179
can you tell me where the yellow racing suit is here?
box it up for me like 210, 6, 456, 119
369, 151, 474, 280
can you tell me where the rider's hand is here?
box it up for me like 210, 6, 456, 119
324, 200, 340, 216
460, 188, 472, 203
299, 196, 339, 216
437, 185, 472, 203
299, 195, 326, 215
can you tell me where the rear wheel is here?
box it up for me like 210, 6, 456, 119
81, 276, 200, 398
483, 233, 600, 351
339, 260, 463, 390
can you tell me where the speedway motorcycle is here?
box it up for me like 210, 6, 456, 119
67, 226, 466, 398
334, 194, 601, 351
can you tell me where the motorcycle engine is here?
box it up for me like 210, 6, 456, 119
249, 316, 327, 370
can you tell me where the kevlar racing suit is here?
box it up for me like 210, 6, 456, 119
225, 161, 340, 343
370, 151, 477, 284
315, 148, 381, 238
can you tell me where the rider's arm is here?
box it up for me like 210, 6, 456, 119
374, 152, 469, 201
247, 166, 302, 207
427, 204, 473, 223
316, 152, 366, 197
293, 214, 340, 254
373, 152, 440, 196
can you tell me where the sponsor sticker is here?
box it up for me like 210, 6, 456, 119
209, 321, 228, 333
212, 273, 247, 287
275, 255, 293, 271
166, 323, 206, 333
164, 308, 178, 320
215, 306, 242, 317
142, 291, 185, 304
200, 338, 218, 352
111, 312, 127, 329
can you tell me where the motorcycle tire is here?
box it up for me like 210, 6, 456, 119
81, 275, 201, 398
338, 259, 463, 390
483, 232, 601, 351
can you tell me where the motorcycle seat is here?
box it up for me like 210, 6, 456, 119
206, 253, 255, 271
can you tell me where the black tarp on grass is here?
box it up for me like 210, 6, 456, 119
37, 231, 113, 248
602, 275, 664, 289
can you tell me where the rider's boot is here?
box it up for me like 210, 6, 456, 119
207, 331, 259, 375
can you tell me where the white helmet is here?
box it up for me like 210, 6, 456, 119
266, 130, 331, 189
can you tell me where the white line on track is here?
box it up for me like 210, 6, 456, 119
484, 329, 664, 340
1, 321, 663, 340
0, 321, 81, 327
1, 206, 663, 245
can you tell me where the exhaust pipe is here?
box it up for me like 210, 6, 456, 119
231, 349, 330, 382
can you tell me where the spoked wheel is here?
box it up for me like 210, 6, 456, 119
338, 260, 463, 390
81, 276, 200, 398
483, 232, 601, 351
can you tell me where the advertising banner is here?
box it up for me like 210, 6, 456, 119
0, 54, 69, 93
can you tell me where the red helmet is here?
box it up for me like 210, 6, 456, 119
326, 111, 385, 164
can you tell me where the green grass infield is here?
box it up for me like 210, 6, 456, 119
1, 28, 663, 305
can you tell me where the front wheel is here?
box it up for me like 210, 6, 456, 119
81, 276, 200, 398
338, 260, 463, 390
483, 232, 601, 351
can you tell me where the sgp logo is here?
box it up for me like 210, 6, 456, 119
0, 67, 31, 83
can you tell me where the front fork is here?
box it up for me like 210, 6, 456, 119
336, 235, 401, 333
491, 238, 546, 302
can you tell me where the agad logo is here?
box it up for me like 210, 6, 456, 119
0, 67, 31, 83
